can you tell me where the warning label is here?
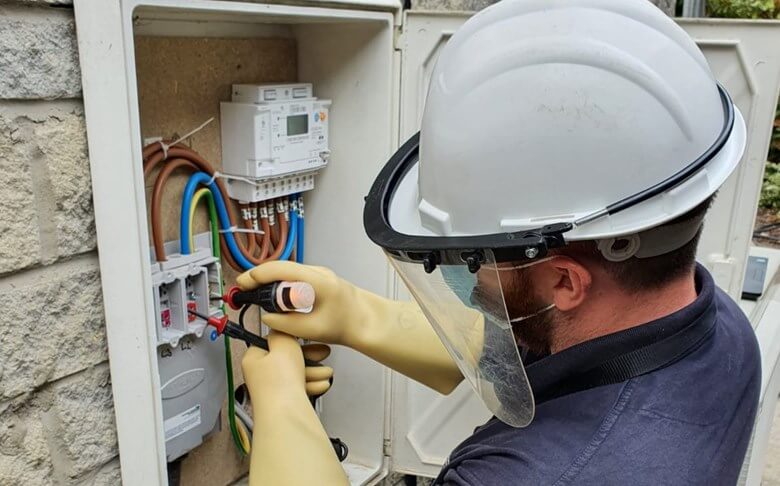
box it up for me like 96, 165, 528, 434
164, 404, 201, 442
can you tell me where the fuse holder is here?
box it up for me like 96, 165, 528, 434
187, 301, 198, 322
161, 308, 172, 328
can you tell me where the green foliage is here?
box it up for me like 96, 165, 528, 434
761, 162, 780, 211
707, 0, 780, 18
761, 103, 780, 211
770, 102, 780, 164
693, 0, 780, 211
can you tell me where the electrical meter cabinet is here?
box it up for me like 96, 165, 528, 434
151, 233, 227, 461
220, 82, 331, 202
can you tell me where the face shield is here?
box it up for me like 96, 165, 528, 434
389, 252, 553, 427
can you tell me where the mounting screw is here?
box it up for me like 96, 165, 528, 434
466, 254, 482, 273
422, 254, 437, 274
525, 247, 540, 259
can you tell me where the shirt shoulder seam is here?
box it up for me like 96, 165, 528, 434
551, 379, 637, 486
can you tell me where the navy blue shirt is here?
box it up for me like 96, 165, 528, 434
435, 265, 760, 485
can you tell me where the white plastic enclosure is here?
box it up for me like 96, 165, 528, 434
76, 1, 397, 484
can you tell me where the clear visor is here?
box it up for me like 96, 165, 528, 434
388, 251, 534, 427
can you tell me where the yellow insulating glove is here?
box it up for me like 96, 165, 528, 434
301, 343, 335, 397
237, 261, 464, 394
242, 331, 348, 486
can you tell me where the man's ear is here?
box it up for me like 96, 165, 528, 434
533, 257, 592, 312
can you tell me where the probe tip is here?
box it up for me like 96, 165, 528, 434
287, 282, 315, 309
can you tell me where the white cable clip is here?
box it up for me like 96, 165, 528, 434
160, 117, 215, 159
208, 172, 258, 185
218, 226, 265, 235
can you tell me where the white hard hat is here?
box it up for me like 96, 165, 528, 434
368, 0, 746, 257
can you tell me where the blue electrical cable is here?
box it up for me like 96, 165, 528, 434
280, 204, 298, 261
296, 217, 304, 263
180, 172, 254, 270
296, 196, 304, 263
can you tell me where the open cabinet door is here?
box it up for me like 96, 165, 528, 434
392, 11, 780, 478
391, 11, 485, 478
679, 20, 780, 301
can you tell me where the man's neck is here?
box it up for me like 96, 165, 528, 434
550, 272, 698, 354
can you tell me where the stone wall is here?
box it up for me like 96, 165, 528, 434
0, 1, 119, 484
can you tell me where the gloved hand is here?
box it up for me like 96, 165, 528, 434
237, 261, 463, 394
242, 332, 348, 486
300, 343, 334, 397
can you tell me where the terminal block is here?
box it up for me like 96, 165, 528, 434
151, 233, 222, 347
150, 233, 227, 461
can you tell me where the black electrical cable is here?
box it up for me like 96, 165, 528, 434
238, 304, 250, 348
330, 437, 349, 462
166, 455, 186, 486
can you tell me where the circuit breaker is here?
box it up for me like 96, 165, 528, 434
220, 83, 331, 202
151, 233, 227, 461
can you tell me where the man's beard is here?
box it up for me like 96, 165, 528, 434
504, 267, 557, 356
470, 265, 557, 356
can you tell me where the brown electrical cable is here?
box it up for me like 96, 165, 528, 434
259, 216, 272, 260
142, 143, 259, 265
220, 237, 241, 272
143, 144, 243, 271
256, 202, 271, 261
236, 203, 258, 255
269, 204, 289, 261
149, 157, 255, 262
269, 199, 280, 248
150, 157, 198, 261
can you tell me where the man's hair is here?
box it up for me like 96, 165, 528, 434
558, 195, 715, 291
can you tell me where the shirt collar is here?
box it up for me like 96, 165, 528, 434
526, 263, 716, 404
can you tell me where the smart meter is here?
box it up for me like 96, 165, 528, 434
220, 83, 331, 202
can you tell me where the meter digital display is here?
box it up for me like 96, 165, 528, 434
287, 114, 309, 136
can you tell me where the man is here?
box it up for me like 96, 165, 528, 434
239, 0, 760, 484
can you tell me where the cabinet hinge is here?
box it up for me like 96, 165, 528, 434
394, 26, 405, 51
383, 438, 393, 456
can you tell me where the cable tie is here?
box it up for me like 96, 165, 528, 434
158, 117, 215, 160
160, 141, 170, 160
209, 172, 260, 185
207, 171, 220, 186
218, 226, 266, 235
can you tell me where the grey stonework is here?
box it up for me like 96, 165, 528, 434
0, 257, 106, 400
40, 365, 118, 479
0, 365, 117, 485
0, 101, 95, 275
0, 6, 81, 99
